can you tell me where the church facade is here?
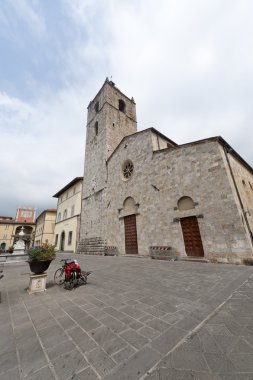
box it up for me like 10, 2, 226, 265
78, 79, 253, 263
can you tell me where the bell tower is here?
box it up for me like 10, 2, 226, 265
78, 78, 137, 254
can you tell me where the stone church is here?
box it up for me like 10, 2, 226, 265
78, 78, 253, 263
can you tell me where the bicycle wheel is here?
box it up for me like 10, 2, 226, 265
54, 268, 65, 285
64, 280, 75, 290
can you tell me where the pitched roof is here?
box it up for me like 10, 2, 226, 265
53, 177, 83, 198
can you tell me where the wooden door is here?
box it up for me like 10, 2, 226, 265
180, 216, 204, 257
124, 215, 138, 254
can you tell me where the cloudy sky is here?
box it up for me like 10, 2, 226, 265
1, 0, 253, 218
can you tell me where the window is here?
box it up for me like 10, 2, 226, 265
71, 205, 75, 217
119, 99, 126, 112
21, 211, 32, 218
63, 209, 67, 219
57, 213, 61, 222
55, 234, 58, 245
68, 231, 72, 245
178, 196, 195, 211
95, 101, 99, 112
122, 160, 134, 180
95, 121, 98, 136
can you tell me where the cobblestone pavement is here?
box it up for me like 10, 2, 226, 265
0, 254, 253, 380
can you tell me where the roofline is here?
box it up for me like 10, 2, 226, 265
53, 177, 83, 198
0, 221, 36, 225
36, 209, 57, 222
106, 127, 177, 163
88, 78, 136, 109
155, 135, 253, 175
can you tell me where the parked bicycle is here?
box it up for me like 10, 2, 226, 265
54, 259, 91, 290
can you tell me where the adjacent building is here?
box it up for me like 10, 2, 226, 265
34, 209, 57, 246
53, 177, 83, 253
78, 79, 253, 263
0, 207, 36, 251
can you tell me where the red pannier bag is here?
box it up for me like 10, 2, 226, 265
65, 262, 81, 279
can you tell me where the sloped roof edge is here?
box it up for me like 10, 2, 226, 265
53, 177, 83, 198
106, 128, 177, 163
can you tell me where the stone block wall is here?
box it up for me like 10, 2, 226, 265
105, 132, 253, 261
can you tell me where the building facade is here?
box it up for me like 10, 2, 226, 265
78, 79, 253, 263
0, 208, 36, 251
34, 209, 57, 246
53, 177, 83, 253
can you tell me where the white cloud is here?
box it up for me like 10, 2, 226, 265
1, 0, 253, 217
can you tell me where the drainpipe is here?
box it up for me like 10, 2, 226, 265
223, 144, 253, 245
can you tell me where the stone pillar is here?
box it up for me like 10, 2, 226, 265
27, 274, 47, 294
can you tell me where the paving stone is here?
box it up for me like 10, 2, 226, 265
197, 330, 222, 354
145, 367, 217, 380
151, 326, 186, 354
56, 315, 78, 330
71, 366, 99, 380
100, 315, 127, 333
228, 353, 253, 372
87, 307, 109, 320
145, 318, 170, 333
119, 305, 147, 319
120, 328, 149, 349
14, 322, 37, 342
0, 350, 19, 376
77, 315, 101, 332
52, 349, 88, 380
204, 353, 237, 373
103, 306, 127, 320
102, 336, 127, 356
206, 324, 233, 336
46, 339, 76, 361
138, 326, 160, 339
25, 365, 55, 380
90, 325, 116, 347
85, 347, 116, 376
104, 346, 161, 380
111, 344, 136, 364
218, 374, 253, 380
68, 326, 97, 353
18, 339, 48, 377
0, 367, 20, 380
230, 337, 253, 353
37, 324, 68, 349
161, 350, 209, 372
139, 296, 160, 307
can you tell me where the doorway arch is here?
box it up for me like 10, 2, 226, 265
60, 231, 65, 251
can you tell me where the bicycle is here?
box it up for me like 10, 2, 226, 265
54, 259, 91, 290
54, 259, 72, 285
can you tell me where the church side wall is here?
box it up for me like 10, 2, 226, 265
224, 152, 253, 233
105, 137, 253, 261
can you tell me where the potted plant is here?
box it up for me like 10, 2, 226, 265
27, 243, 56, 274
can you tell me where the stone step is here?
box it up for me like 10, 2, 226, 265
178, 256, 209, 263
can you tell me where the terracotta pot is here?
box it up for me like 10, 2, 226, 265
28, 260, 52, 275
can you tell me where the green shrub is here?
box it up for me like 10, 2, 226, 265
27, 243, 56, 261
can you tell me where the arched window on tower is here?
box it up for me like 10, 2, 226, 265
119, 99, 126, 112
95, 121, 98, 136
94, 101, 99, 113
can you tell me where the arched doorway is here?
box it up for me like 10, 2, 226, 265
60, 231, 65, 251
180, 216, 204, 257
123, 197, 138, 255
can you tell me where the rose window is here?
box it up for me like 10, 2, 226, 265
122, 160, 134, 179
